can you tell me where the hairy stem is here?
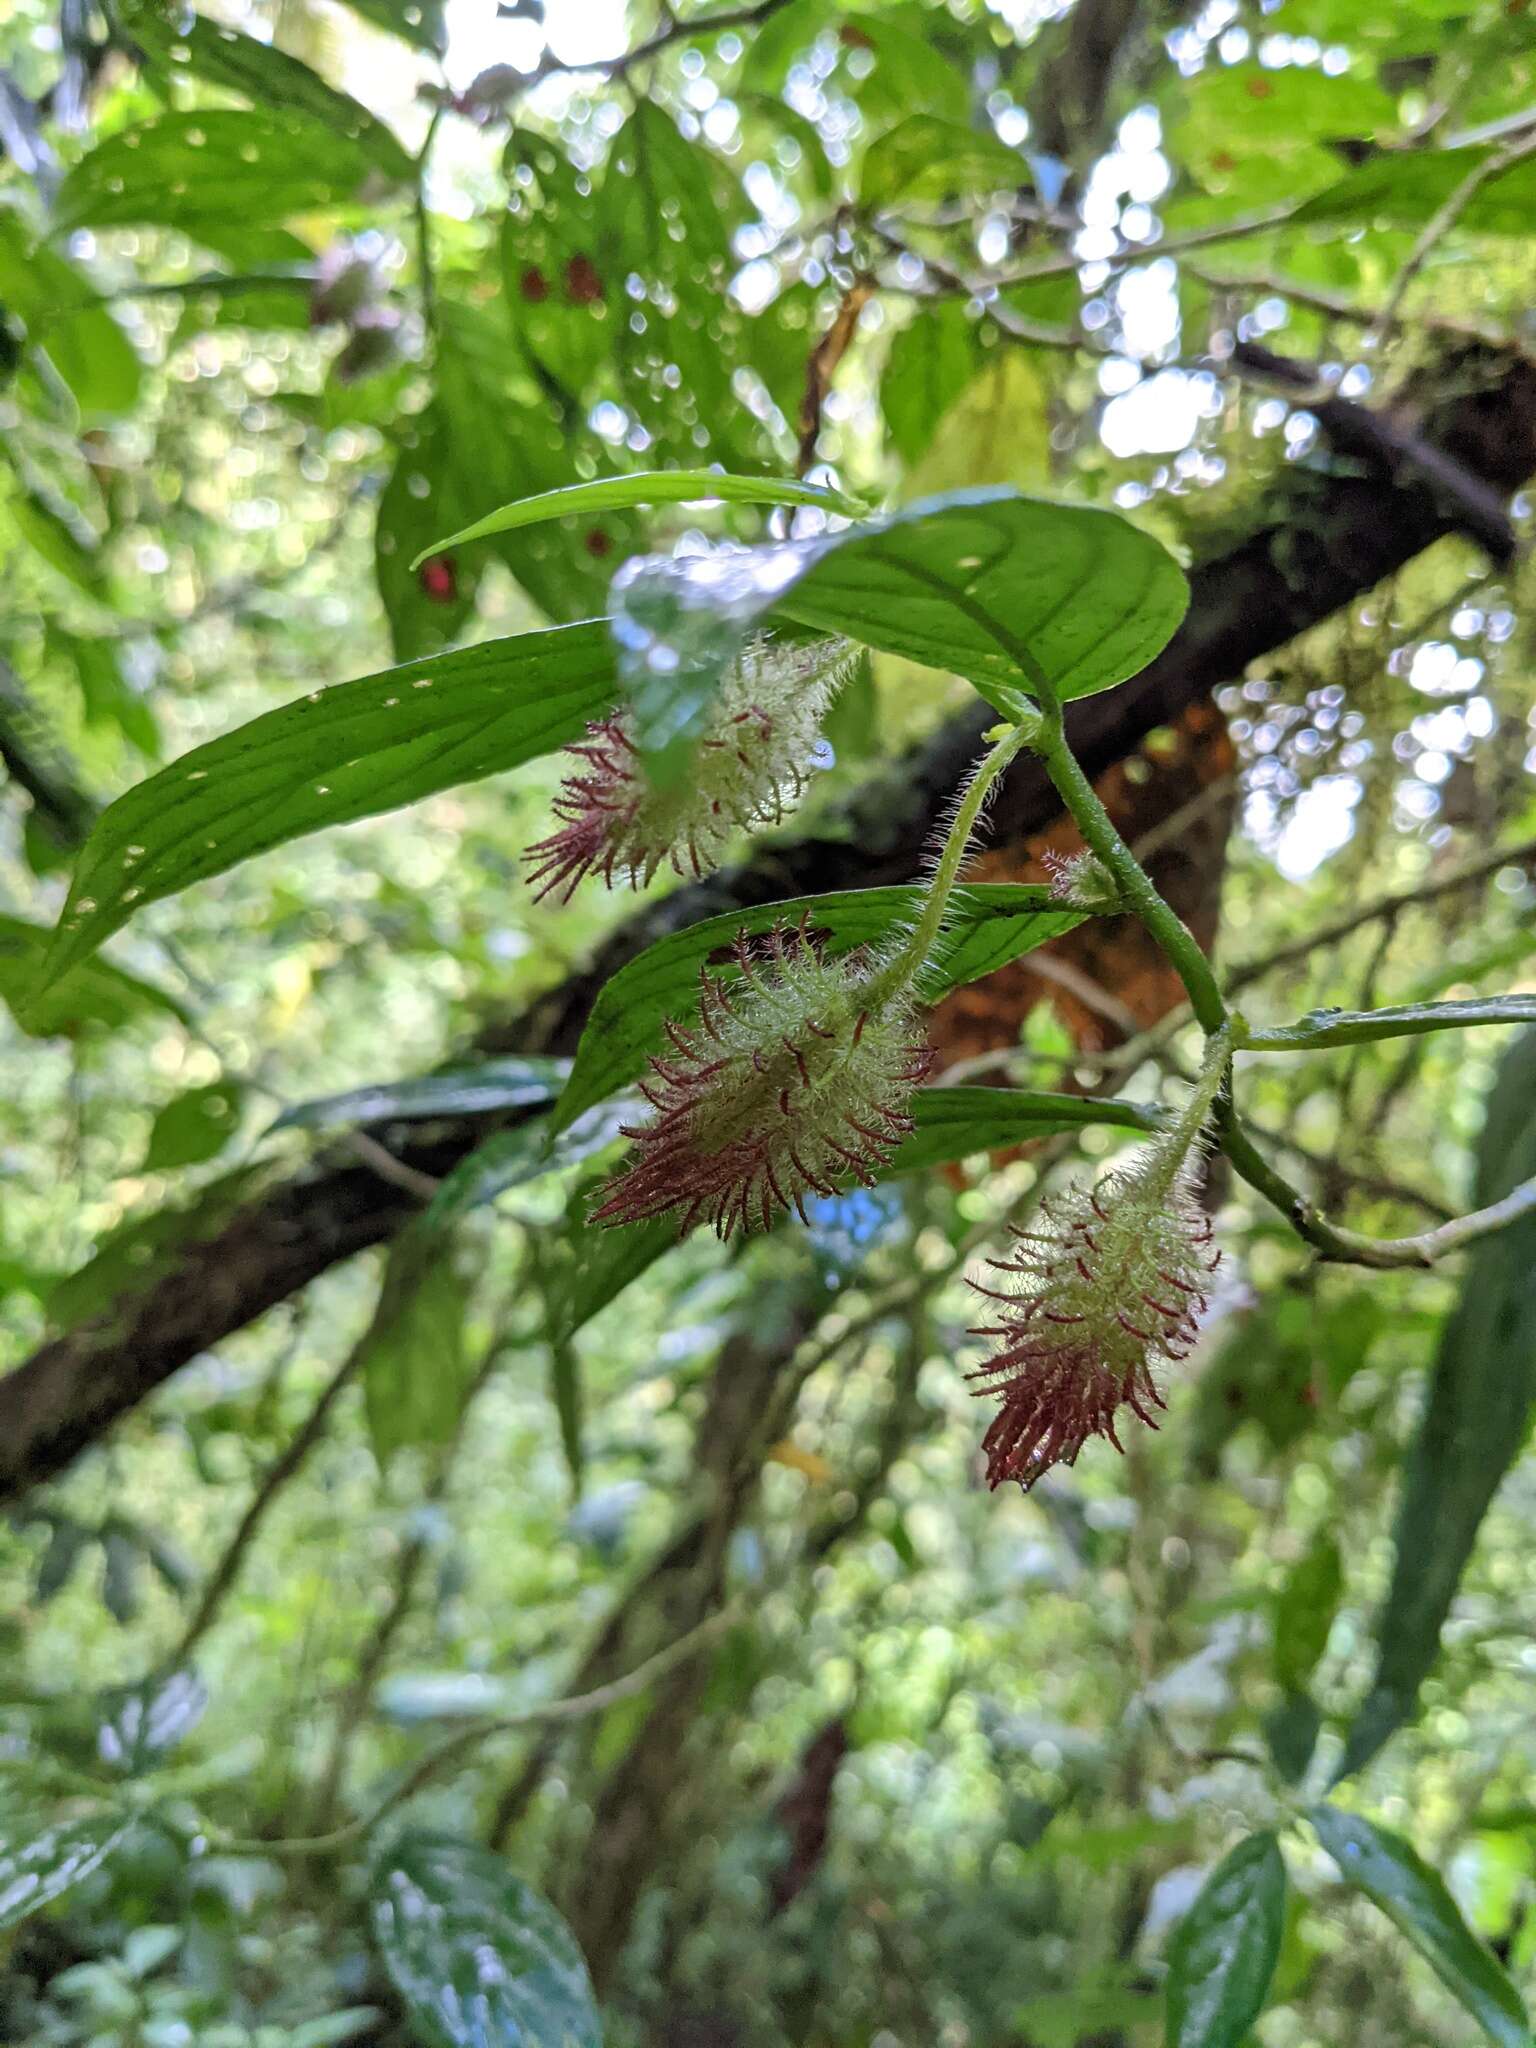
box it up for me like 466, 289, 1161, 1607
874, 720, 1035, 999
1034, 701, 1227, 1034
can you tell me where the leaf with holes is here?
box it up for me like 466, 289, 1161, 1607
1311, 1807, 1528, 2048
37, 622, 615, 995
552, 884, 1086, 1132
1165, 1833, 1287, 2048
371, 1833, 600, 2048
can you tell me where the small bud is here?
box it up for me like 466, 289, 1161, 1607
525, 637, 853, 901
593, 920, 933, 1238
1041, 848, 1122, 913
968, 1141, 1219, 1490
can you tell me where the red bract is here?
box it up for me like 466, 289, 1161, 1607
593, 921, 932, 1238
968, 1155, 1219, 1490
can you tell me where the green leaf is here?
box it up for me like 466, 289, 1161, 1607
0, 1813, 131, 1930
0, 215, 141, 419
859, 114, 1024, 210
0, 914, 186, 1038
1293, 146, 1536, 235
361, 1232, 477, 1465
423, 1097, 639, 1232
141, 1082, 246, 1172
371, 1832, 600, 2048
8, 487, 107, 601
38, 622, 616, 994
54, 111, 387, 235
611, 487, 1188, 774
1272, 1535, 1342, 1693
273, 1058, 570, 1133
901, 353, 1053, 501
1263, 1690, 1323, 1786
1242, 995, 1536, 1052
1342, 1028, 1536, 1777
340, 0, 447, 52
1165, 1833, 1287, 2048
1310, 1806, 1529, 2048
884, 303, 984, 467
410, 470, 867, 570
123, 6, 415, 182
886, 1086, 1159, 1174
553, 884, 1087, 1132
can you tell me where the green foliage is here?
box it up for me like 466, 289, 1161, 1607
371, 1835, 600, 2048
1343, 1027, 1536, 1775
1164, 1832, 1286, 2048
1311, 1806, 1530, 2047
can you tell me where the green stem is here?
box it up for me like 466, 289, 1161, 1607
872, 721, 1034, 999
1034, 702, 1227, 1034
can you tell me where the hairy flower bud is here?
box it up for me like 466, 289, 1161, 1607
968, 1142, 1219, 1491
1041, 848, 1122, 913
525, 637, 854, 901
593, 920, 933, 1238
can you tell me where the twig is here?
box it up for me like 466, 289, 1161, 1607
169, 1335, 369, 1666
1223, 1120, 1536, 1269
1227, 833, 1536, 996
207, 1607, 741, 1859
1368, 129, 1536, 353
797, 274, 876, 477
1239, 994, 1536, 1054
1187, 263, 1511, 350
461, 0, 795, 111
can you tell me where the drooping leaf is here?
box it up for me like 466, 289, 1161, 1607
361, 1231, 478, 1466
122, 6, 415, 182
610, 487, 1188, 775
0, 1813, 131, 1931
96, 1670, 208, 1775
54, 111, 390, 235
273, 1058, 570, 1133
552, 884, 1088, 1131
0, 914, 186, 1038
371, 1833, 600, 2048
141, 1081, 246, 1172
1164, 1832, 1287, 2048
38, 623, 616, 993
1341, 1028, 1536, 1776
411, 470, 866, 570
1310, 1806, 1529, 2048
